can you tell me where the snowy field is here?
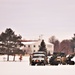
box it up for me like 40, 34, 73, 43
0, 55, 75, 75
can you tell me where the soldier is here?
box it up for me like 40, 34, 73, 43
19, 54, 22, 62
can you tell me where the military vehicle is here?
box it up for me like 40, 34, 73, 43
49, 52, 66, 65
29, 51, 48, 65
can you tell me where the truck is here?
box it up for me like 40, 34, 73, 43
29, 51, 48, 65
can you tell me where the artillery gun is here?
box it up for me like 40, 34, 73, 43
49, 52, 66, 65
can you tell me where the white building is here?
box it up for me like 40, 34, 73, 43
21, 39, 54, 55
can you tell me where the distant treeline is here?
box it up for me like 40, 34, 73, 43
49, 35, 75, 54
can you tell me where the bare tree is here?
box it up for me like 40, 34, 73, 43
54, 40, 60, 52
59, 40, 72, 55
49, 36, 60, 52
49, 36, 56, 44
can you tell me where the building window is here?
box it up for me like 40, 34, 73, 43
28, 45, 30, 47
34, 45, 36, 47
24, 45, 26, 47
33, 50, 35, 52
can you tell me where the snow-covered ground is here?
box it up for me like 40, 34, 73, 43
0, 55, 75, 75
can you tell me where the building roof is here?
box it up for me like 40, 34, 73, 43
19, 39, 39, 42
21, 41, 53, 46
21, 42, 36, 45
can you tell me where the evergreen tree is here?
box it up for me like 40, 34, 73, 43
71, 34, 75, 53
0, 28, 23, 61
39, 40, 47, 53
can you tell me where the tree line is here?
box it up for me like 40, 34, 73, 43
49, 35, 75, 55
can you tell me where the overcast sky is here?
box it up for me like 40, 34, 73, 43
0, 0, 75, 41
